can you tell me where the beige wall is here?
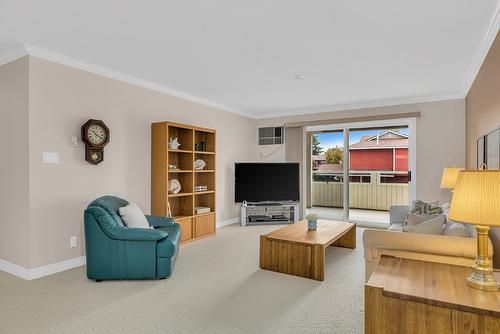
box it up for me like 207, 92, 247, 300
11, 56, 256, 268
0, 57, 31, 267
466, 31, 500, 169
257, 99, 466, 205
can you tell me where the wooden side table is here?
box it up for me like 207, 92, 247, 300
365, 256, 500, 334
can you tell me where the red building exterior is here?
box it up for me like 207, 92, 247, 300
348, 130, 408, 176
350, 148, 408, 171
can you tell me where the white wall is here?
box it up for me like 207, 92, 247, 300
256, 99, 466, 205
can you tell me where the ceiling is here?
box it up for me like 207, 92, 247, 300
1, 1, 499, 118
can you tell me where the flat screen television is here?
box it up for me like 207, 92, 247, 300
235, 163, 300, 202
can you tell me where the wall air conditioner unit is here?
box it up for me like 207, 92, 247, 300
258, 126, 284, 145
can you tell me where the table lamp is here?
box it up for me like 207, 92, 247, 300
448, 170, 500, 291
440, 167, 464, 190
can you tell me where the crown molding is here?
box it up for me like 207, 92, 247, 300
1, 34, 491, 120
0, 44, 27, 66
253, 92, 465, 119
22, 44, 252, 118
462, 2, 500, 95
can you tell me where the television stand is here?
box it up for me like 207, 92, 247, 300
253, 202, 282, 207
240, 202, 299, 226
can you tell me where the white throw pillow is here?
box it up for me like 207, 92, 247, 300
404, 213, 441, 231
406, 214, 445, 235
119, 203, 151, 229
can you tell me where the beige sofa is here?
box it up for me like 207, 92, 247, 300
363, 205, 495, 281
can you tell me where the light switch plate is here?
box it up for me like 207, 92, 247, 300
42, 152, 60, 164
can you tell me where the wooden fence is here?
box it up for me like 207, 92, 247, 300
312, 172, 408, 211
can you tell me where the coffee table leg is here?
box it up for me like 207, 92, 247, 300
331, 226, 356, 249
312, 244, 325, 281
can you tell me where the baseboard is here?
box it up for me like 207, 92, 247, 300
29, 256, 86, 280
0, 258, 32, 280
217, 217, 239, 229
0, 256, 86, 281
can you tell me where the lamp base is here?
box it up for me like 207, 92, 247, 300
467, 270, 500, 292
467, 225, 499, 292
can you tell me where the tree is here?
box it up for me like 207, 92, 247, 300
325, 146, 343, 164
312, 135, 323, 155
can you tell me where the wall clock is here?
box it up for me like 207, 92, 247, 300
81, 119, 110, 165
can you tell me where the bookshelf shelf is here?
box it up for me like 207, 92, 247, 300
168, 192, 193, 198
169, 149, 193, 153
195, 151, 215, 155
194, 190, 215, 195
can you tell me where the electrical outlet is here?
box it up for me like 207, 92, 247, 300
70, 236, 78, 248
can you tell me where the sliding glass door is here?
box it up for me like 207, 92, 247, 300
348, 127, 409, 226
308, 130, 345, 221
306, 119, 415, 227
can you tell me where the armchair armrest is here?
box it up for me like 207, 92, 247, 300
114, 227, 168, 241
145, 215, 175, 228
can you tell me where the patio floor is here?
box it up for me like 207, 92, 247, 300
306, 206, 389, 228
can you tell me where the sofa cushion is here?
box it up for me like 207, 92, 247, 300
156, 224, 181, 258
443, 220, 471, 237
119, 202, 151, 229
403, 200, 443, 228
88, 195, 129, 227
406, 214, 446, 235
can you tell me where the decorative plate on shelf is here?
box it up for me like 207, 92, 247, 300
194, 159, 206, 170
168, 179, 181, 194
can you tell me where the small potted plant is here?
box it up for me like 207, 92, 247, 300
306, 214, 318, 230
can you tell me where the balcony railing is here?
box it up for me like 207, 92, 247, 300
312, 171, 408, 211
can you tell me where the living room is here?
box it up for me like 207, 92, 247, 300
1, 2, 499, 333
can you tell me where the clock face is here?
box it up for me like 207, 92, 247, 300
87, 124, 107, 145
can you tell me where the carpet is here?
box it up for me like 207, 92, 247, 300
0, 224, 365, 334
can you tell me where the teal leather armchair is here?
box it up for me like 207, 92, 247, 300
84, 196, 180, 281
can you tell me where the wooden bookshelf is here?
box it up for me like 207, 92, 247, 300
151, 122, 216, 244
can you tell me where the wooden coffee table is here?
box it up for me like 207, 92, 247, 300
259, 219, 356, 281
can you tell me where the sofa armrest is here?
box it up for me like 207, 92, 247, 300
362, 229, 492, 260
146, 215, 175, 228
389, 205, 409, 225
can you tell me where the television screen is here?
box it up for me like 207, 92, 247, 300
235, 163, 300, 202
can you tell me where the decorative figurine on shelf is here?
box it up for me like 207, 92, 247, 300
168, 164, 179, 171
195, 141, 208, 152
306, 214, 318, 230
194, 159, 206, 170
168, 137, 181, 150
168, 179, 181, 194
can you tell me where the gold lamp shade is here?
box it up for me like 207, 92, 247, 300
448, 170, 500, 291
449, 170, 500, 227
440, 167, 464, 190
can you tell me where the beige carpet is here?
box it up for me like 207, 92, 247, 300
0, 224, 365, 334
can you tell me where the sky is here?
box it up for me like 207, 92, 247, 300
315, 127, 408, 151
